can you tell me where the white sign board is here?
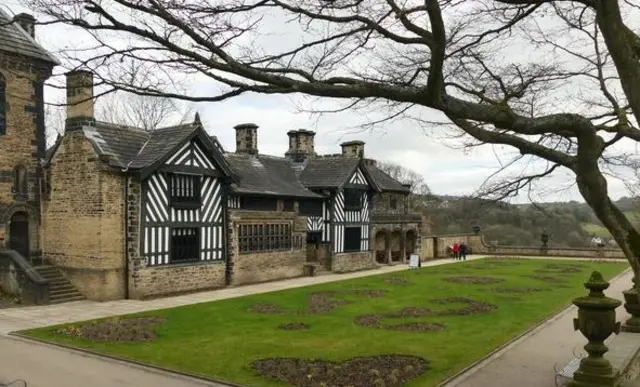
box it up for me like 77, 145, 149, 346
409, 254, 420, 269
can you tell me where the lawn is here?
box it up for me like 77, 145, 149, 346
582, 212, 640, 238
21, 258, 627, 387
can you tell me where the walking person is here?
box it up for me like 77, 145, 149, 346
459, 242, 468, 261
452, 242, 460, 260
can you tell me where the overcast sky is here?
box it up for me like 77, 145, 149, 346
3, 0, 637, 204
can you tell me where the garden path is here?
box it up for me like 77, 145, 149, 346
443, 265, 633, 387
0, 256, 484, 335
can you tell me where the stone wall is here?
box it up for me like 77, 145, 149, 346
125, 176, 227, 299
130, 262, 226, 299
372, 192, 408, 214
42, 131, 126, 301
422, 233, 626, 260
229, 207, 307, 285
370, 222, 421, 263
332, 251, 377, 273
0, 54, 50, 255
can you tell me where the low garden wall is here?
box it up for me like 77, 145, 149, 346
424, 233, 626, 260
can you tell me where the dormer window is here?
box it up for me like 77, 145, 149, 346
169, 173, 201, 209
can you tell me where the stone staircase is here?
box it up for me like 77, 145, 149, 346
33, 266, 85, 304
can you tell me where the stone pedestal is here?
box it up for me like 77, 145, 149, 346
623, 277, 640, 333
568, 271, 622, 387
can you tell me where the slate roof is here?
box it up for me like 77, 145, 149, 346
0, 9, 59, 65
46, 120, 233, 179
298, 156, 360, 188
367, 164, 411, 193
127, 124, 199, 169
81, 122, 150, 168
224, 153, 322, 198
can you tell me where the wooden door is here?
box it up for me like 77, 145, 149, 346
9, 212, 29, 259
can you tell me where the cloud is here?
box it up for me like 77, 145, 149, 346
6, 1, 637, 205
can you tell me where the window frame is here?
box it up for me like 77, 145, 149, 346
238, 223, 292, 254
343, 188, 362, 211
299, 199, 323, 216
168, 173, 202, 209
170, 227, 200, 264
343, 226, 362, 252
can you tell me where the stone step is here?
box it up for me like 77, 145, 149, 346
49, 295, 85, 304
33, 265, 85, 304
50, 284, 78, 294
50, 289, 84, 299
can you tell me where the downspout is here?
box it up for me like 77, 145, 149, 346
120, 138, 152, 300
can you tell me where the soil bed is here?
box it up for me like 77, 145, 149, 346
384, 276, 413, 286
355, 297, 496, 332
54, 317, 166, 343
252, 355, 429, 387
489, 287, 547, 294
249, 304, 283, 314
278, 323, 310, 331
302, 290, 386, 315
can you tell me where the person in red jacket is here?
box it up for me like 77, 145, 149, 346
452, 242, 460, 260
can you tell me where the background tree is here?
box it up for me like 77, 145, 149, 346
377, 161, 432, 211
24, 0, 640, 274
97, 92, 194, 132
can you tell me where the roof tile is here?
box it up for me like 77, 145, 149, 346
0, 9, 59, 65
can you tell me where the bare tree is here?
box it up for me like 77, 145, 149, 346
96, 92, 194, 131
377, 161, 431, 195
23, 0, 640, 276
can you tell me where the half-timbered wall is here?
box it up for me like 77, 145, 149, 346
228, 195, 241, 209
331, 167, 371, 253
142, 140, 224, 265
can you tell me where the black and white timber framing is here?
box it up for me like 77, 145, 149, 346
142, 139, 226, 265
331, 166, 371, 253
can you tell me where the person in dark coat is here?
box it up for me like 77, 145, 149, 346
459, 242, 468, 260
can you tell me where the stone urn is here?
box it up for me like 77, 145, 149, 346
622, 276, 640, 333
568, 271, 622, 387
472, 225, 481, 235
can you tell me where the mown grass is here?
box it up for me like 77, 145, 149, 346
21, 258, 627, 387
582, 211, 640, 238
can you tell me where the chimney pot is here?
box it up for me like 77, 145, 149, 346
65, 70, 95, 131
285, 129, 316, 162
14, 13, 36, 38
234, 123, 259, 155
340, 140, 365, 158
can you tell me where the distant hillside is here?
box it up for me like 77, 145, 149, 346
419, 195, 640, 248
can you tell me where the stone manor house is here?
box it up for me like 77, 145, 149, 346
0, 9, 426, 303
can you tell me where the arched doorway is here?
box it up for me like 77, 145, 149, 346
405, 229, 417, 260
390, 230, 402, 262
9, 212, 30, 259
374, 230, 389, 264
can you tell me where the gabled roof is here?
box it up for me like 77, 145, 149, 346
298, 156, 360, 188
366, 163, 411, 193
298, 156, 380, 192
224, 153, 322, 199
0, 9, 59, 65
81, 122, 149, 168
48, 119, 233, 179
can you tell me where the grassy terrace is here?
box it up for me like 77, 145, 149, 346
21, 258, 627, 387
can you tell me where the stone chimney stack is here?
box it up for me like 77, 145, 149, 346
65, 70, 95, 131
15, 13, 36, 38
285, 129, 316, 162
234, 123, 259, 155
341, 140, 365, 158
